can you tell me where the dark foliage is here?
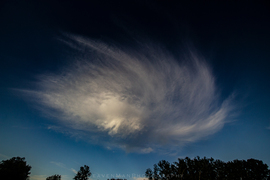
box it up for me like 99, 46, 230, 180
74, 165, 91, 180
46, 174, 61, 180
145, 157, 270, 180
0, 157, 31, 180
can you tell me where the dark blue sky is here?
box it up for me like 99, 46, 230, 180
0, 1, 270, 180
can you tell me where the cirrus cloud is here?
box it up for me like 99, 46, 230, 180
25, 34, 234, 153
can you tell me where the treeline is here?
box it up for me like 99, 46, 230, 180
1, 156, 270, 180
0, 157, 91, 180
145, 156, 270, 180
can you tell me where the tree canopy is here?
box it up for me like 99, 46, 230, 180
145, 156, 270, 180
74, 165, 92, 180
0, 157, 31, 180
46, 174, 61, 180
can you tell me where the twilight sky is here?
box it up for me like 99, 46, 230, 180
0, 1, 270, 180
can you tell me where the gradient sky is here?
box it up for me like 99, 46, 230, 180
1, 1, 270, 180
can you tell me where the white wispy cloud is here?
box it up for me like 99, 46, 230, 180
71, 168, 77, 174
50, 161, 78, 175
50, 161, 66, 169
25, 34, 234, 153
0, 153, 9, 159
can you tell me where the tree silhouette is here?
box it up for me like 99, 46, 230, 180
250, 158, 270, 179
74, 165, 91, 180
145, 157, 270, 180
145, 168, 153, 180
158, 160, 171, 180
46, 174, 61, 180
0, 157, 31, 180
174, 158, 187, 180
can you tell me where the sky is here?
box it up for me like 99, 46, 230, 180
0, 0, 270, 180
